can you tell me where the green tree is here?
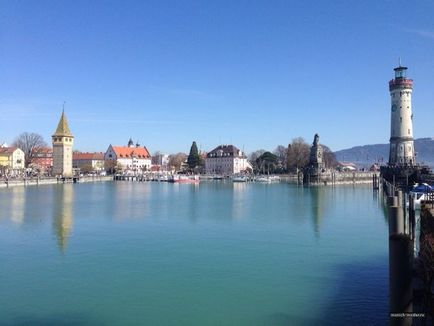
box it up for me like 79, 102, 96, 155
187, 141, 201, 169
256, 151, 278, 174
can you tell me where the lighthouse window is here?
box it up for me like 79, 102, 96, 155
400, 117, 402, 123
408, 129, 410, 135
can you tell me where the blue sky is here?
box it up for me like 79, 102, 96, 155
1, 0, 433, 154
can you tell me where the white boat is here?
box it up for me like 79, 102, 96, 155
409, 183, 433, 209
169, 175, 200, 184
199, 175, 214, 181
158, 175, 169, 182
232, 175, 248, 182
254, 175, 280, 183
254, 176, 272, 183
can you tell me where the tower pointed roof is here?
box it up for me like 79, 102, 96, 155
53, 110, 73, 137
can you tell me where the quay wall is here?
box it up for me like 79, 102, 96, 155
281, 171, 378, 185
0, 176, 113, 188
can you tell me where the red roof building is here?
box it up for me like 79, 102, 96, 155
104, 142, 152, 172
31, 147, 53, 171
73, 152, 105, 171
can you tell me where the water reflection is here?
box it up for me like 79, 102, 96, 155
112, 182, 151, 220
309, 187, 326, 237
186, 184, 200, 222
8, 187, 26, 224
232, 182, 247, 219
52, 184, 74, 252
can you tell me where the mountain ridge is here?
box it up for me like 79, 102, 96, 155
334, 138, 434, 167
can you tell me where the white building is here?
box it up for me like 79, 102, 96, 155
105, 140, 151, 172
388, 65, 415, 165
0, 146, 25, 171
205, 144, 252, 175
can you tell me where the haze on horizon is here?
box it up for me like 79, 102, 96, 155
1, 0, 433, 154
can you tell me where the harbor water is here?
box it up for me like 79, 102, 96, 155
0, 181, 388, 325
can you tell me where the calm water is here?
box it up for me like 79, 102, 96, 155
0, 181, 388, 325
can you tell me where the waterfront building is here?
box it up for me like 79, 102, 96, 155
31, 147, 53, 173
52, 111, 74, 177
205, 144, 252, 175
152, 153, 170, 171
104, 139, 151, 172
0, 146, 25, 172
388, 65, 415, 165
73, 152, 105, 172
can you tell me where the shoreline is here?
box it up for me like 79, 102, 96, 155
0, 172, 377, 189
0, 176, 114, 188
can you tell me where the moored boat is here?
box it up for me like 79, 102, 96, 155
254, 176, 271, 183
232, 175, 248, 182
169, 175, 200, 184
253, 175, 281, 183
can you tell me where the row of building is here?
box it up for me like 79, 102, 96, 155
0, 111, 252, 177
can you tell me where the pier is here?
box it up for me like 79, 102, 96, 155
380, 175, 434, 325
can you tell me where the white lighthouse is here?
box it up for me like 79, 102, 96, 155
388, 65, 415, 166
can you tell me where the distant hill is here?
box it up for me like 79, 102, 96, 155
334, 138, 434, 168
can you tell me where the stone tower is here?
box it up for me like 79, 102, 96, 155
388, 65, 415, 166
309, 134, 324, 169
52, 110, 74, 176
303, 134, 326, 184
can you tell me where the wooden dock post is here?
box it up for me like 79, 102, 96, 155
389, 193, 413, 326
389, 234, 413, 326
409, 195, 415, 240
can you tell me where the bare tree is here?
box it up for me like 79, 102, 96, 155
322, 145, 338, 169
273, 145, 287, 162
273, 145, 288, 172
168, 153, 187, 171
152, 151, 162, 165
80, 163, 94, 174
287, 138, 310, 173
248, 149, 266, 172
13, 132, 47, 168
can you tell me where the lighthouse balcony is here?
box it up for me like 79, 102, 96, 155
389, 78, 413, 91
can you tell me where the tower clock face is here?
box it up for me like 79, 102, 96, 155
391, 104, 397, 112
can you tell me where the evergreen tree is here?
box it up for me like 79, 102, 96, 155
256, 151, 278, 174
187, 141, 201, 169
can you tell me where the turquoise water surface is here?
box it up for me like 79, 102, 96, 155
0, 181, 388, 325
